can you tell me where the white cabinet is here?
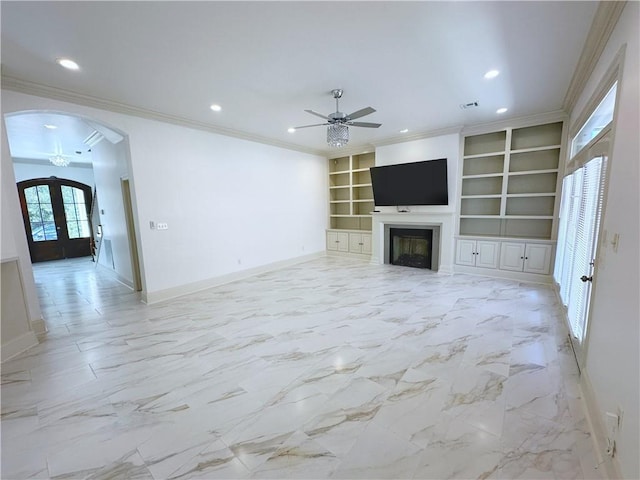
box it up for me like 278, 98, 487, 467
327, 231, 349, 252
349, 232, 372, 255
327, 230, 370, 256
499, 242, 553, 274
455, 239, 499, 269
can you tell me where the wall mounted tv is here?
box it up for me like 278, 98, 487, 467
370, 158, 449, 206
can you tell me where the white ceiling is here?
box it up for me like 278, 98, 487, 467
1, 1, 598, 157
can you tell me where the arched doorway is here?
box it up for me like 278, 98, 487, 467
17, 177, 93, 262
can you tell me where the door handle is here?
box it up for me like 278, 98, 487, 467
580, 275, 593, 283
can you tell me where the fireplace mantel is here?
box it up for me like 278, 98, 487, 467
370, 211, 455, 274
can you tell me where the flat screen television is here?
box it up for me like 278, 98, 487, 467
370, 158, 448, 206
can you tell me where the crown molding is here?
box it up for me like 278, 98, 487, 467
372, 125, 463, 149
563, 1, 626, 113
1, 75, 326, 157
461, 110, 568, 136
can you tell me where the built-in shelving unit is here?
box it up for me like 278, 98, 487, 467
459, 121, 563, 239
328, 152, 375, 231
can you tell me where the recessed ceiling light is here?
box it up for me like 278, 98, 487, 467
44, 124, 58, 129
287, 127, 296, 133
496, 107, 508, 114
484, 69, 500, 79
210, 104, 222, 112
400, 129, 409, 133
56, 58, 80, 70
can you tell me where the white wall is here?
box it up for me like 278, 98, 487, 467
1, 90, 328, 306
374, 132, 460, 214
126, 118, 327, 296
13, 160, 95, 186
1, 121, 40, 356
569, 3, 639, 478
91, 139, 134, 284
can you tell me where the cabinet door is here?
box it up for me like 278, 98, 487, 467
524, 243, 552, 274
327, 232, 338, 252
500, 242, 526, 271
456, 239, 477, 266
361, 233, 372, 255
476, 241, 499, 269
349, 233, 363, 254
337, 232, 349, 252
326, 231, 339, 251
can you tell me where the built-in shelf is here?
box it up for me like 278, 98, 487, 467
327, 152, 375, 231
459, 121, 563, 240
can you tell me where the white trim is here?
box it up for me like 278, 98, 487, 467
326, 250, 371, 261
371, 125, 463, 149
95, 262, 135, 290
1, 331, 39, 363
563, 2, 627, 112
142, 252, 325, 304
1, 75, 325, 157
580, 369, 624, 480
453, 265, 553, 284
461, 111, 567, 137
30, 317, 47, 335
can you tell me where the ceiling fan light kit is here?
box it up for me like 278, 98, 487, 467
327, 123, 349, 148
294, 89, 381, 148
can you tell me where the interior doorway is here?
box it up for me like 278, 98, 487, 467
5, 110, 144, 318
121, 178, 142, 292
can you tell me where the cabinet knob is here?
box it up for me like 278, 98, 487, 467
525, 257, 528, 260
520, 256, 524, 259
580, 275, 593, 283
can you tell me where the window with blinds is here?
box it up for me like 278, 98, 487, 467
555, 153, 608, 343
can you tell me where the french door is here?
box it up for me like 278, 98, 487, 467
554, 134, 609, 367
17, 177, 93, 263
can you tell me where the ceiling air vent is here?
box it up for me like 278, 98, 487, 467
460, 101, 479, 110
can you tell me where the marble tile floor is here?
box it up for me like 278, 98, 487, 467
1, 256, 603, 479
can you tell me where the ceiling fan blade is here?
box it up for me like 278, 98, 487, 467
293, 123, 329, 129
346, 107, 376, 120
304, 109, 330, 120
348, 121, 382, 128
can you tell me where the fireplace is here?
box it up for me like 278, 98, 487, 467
372, 213, 452, 274
390, 228, 433, 269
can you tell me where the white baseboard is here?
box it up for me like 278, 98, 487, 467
95, 262, 134, 290
326, 250, 372, 260
453, 264, 553, 284
30, 317, 47, 335
436, 264, 454, 275
143, 252, 325, 304
1, 331, 39, 363
580, 370, 623, 479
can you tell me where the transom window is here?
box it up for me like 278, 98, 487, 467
570, 82, 617, 157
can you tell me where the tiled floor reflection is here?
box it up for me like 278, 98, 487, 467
1, 256, 602, 479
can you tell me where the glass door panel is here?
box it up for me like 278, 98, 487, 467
18, 178, 93, 262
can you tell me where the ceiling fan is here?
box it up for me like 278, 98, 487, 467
294, 89, 381, 147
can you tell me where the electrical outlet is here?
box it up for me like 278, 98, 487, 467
157, 222, 169, 230
605, 411, 619, 437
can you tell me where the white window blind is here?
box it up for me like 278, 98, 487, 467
555, 155, 607, 343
